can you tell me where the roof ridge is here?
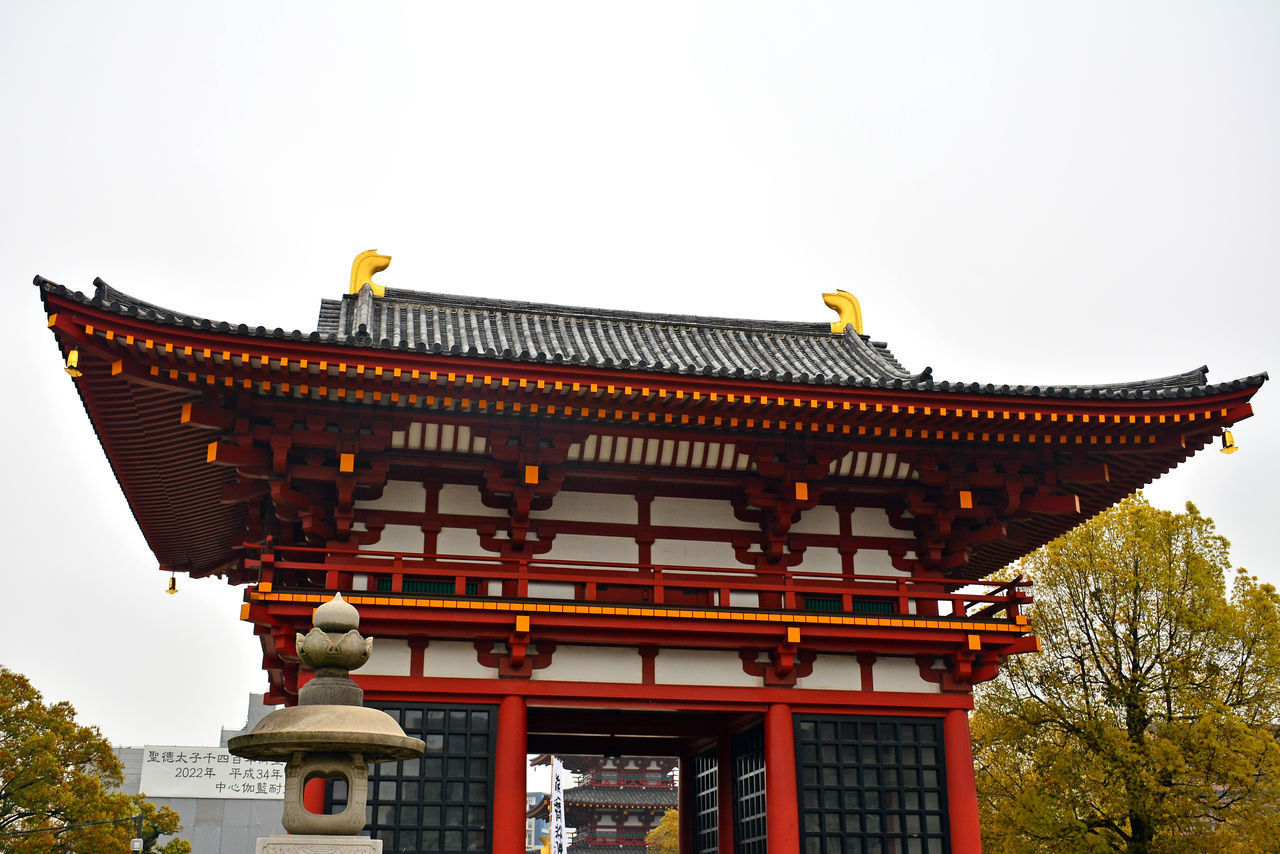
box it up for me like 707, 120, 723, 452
375, 287, 839, 336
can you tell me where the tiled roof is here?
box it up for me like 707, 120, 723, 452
315, 285, 918, 387
36, 276, 1267, 399
565, 786, 678, 809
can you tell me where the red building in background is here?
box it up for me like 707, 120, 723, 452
530, 755, 677, 853
39, 254, 1264, 853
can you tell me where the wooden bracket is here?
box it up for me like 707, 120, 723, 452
738, 636, 815, 687
478, 425, 578, 548
475, 639, 557, 679
915, 649, 1005, 692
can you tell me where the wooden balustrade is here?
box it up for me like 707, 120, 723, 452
243, 543, 1031, 622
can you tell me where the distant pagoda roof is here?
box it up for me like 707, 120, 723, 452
528, 787, 676, 822
39, 276, 1265, 400
563, 786, 678, 810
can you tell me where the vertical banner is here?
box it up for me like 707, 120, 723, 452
549, 756, 567, 854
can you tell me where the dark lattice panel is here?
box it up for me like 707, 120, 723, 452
326, 703, 496, 854
691, 748, 718, 854
732, 726, 767, 854
795, 716, 949, 854
375, 577, 479, 595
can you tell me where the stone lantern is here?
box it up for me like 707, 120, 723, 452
229, 593, 424, 852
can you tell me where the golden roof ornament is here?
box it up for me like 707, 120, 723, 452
823, 290, 864, 335
349, 249, 391, 297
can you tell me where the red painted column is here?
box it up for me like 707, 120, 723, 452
492, 694, 528, 854
944, 707, 983, 853
764, 703, 800, 854
716, 734, 736, 853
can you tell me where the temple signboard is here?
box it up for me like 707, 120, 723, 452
138, 746, 284, 799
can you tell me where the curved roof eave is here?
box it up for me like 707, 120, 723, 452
36, 275, 1267, 401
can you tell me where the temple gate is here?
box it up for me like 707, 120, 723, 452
38, 257, 1264, 853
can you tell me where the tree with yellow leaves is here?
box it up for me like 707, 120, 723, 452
0, 667, 189, 854
974, 497, 1280, 854
645, 809, 679, 854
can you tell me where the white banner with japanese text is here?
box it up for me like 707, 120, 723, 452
549, 756, 567, 854
138, 746, 284, 799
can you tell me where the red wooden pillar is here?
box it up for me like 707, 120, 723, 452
493, 694, 528, 854
716, 733, 736, 853
944, 707, 983, 852
764, 703, 800, 854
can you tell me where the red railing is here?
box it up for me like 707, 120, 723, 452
243, 542, 1031, 623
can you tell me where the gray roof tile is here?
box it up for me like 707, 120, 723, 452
312, 284, 919, 387
564, 785, 678, 808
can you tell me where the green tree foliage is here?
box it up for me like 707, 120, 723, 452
0, 667, 190, 854
974, 497, 1280, 854
645, 809, 679, 854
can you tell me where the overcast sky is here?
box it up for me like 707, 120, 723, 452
2, 2, 1276, 759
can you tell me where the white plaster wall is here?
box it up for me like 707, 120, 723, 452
534, 645, 642, 683
543, 534, 638, 565
850, 508, 914, 539
435, 527, 490, 558
438, 484, 505, 518
362, 638, 411, 676
353, 480, 426, 513
651, 539, 743, 571
873, 657, 940, 693
788, 504, 840, 535
795, 546, 842, 575
527, 581, 576, 600
728, 591, 760, 608
795, 654, 862, 691
654, 649, 760, 688
371, 524, 425, 554
650, 497, 756, 530
423, 641, 495, 679
853, 549, 908, 577
531, 491, 636, 524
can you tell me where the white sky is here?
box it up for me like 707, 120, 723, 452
1, 1, 1276, 757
